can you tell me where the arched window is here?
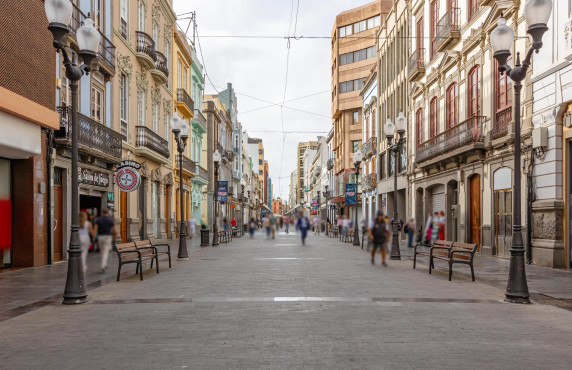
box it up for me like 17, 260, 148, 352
416, 108, 424, 147
446, 83, 458, 129
430, 97, 438, 138
495, 58, 513, 133
468, 65, 481, 117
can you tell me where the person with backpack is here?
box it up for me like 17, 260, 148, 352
368, 211, 390, 266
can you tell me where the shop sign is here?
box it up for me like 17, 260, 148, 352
217, 181, 228, 203
107, 192, 115, 208
78, 167, 110, 187
115, 161, 142, 193
345, 184, 356, 205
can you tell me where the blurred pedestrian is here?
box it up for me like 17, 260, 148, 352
248, 217, 257, 238
223, 217, 229, 232
405, 218, 416, 248
369, 211, 390, 266
262, 215, 270, 239
285, 216, 290, 233
187, 215, 196, 239
313, 217, 321, 235
269, 213, 277, 239
93, 208, 115, 273
431, 211, 440, 242
296, 211, 310, 245
425, 212, 433, 243
79, 211, 93, 274
439, 210, 446, 240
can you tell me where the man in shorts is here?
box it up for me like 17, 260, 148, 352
368, 211, 390, 266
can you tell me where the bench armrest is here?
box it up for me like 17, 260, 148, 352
152, 243, 171, 253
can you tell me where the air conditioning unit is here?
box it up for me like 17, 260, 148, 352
532, 126, 548, 149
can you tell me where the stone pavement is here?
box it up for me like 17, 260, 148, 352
1, 231, 572, 369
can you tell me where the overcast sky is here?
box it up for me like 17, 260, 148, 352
173, 0, 374, 201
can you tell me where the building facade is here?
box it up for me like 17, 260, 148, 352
331, 1, 389, 218
361, 66, 378, 224
296, 141, 318, 205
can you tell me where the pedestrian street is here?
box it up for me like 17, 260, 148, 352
1, 230, 572, 369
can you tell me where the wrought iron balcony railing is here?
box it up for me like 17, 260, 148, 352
193, 111, 206, 132
363, 136, 377, 158
492, 106, 512, 139
196, 165, 209, 183
55, 106, 122, 160
176, 88, 194, 115
416, 115, 486, 163
154, 51, 169, 77
176, 155, 196, 174
362, 173, 377, 191
327, 158, 334, 170
408, 48, 425, 80
135, 31, 157, 62
69, 3, 116, 72
436, 7, 461, 52
135, 126, 170, 159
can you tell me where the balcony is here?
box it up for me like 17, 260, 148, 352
408, 48, 425, 81
55, 106, 122, 162
135, 31, 157, 69
195, 165, 209, 184
363, 137, 377, 159
416, 115, 486, 165
362, 173, 377, 191
492, 107, 512, 140
69, 3, 115, 75
327, 158, 334, 170
176, 88, 194, 118
135, 126, 170, 162
435, 8, 461, 52
151, 51, 168, 85
192, 111, 207, 133
176, 154, 196, 176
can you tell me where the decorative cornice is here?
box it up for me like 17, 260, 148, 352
140, 161, 150, 177
136, 69, 149, 92
152, 168, 162, 182
152, 3, 162, 25
164, 171, 174, 185
151, 86, 162, 104
117, 52, 133, 78
163, 98, 172, 115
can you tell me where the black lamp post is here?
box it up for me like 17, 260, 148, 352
384, 112, 407, 260
323, 185, 329, 236
45, 0, 100, 304
171, 113, 190, 260
352, 149, 363, 246
212, 149, 221, 246
246, 184, 251, 229
490, 0, 552, 304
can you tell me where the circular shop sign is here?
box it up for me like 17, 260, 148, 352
115, 167, 141, 192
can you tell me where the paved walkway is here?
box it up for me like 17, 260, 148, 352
1, 231, 572, 369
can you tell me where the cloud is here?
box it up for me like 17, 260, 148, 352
173, 0, 375, 200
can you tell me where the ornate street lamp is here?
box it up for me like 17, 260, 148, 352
212, 149, 221, 246
490, 0, 552, 304
352, 149, 363, 246
323, 184, 330, 236
45, 0, 100, 304
171, 113, 190, 260
384, 112, 407, 260
240, 177, 246, 236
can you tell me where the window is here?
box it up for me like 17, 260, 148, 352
120, 0, 128, 39
138, 1, 145, 32
178, 60, 182, 89
152, 103, 159, 133
416, 108, 424, 146
446, 83, 458, 129
91, 86, 103, 123
353, 111, 359, 124
430, 97, 438, 138
495, 58, 513, 113
164, 113, 170, 143
340, 81, 353, 93
137, 89, 145, 126
354, 20, 366, 34
152, 22, 158, 45
430, 0, 438, 59
183, 69, 188, 91
468, 0, 479, 20
164, 40, 170, 87
352, 141, 360, 153
380, 152, 386, 179
339, 24, 353, 38
60, 74, 71, 106
416, 17, 424, 51
92, 0, 102, 30
120, 74, 128, 139
468, 65, 481, 117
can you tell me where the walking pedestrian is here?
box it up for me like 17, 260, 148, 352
296, 211, 310, 245
93, 208, 116, 273
223, 217, 229, 232
438, 210, 446, 240
369, 211, 390, 266
313, 217, 321, 235
248, 217, 257, 238
284, 216, 290, 233
405, 218, 416, 248
79, 211, 94, 274
269, 213, 277, 239
262, 215, 270, 239
279, 217, 284, 230
187, 215, 196, 239
425, 212, 433, 243
342, 215, 350, 238
431, 211, 440, 242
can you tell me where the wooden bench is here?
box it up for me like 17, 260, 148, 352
114, 242, 158, 281
430, 242, 478, 281
135, 240, 172, 269
413, 240, 453, 270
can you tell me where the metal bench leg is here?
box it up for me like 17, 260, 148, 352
470, 263, 475, 281
429, 256, 432, 274
168, 253, 172, 268
150, 258, 154, 270
413, 253, 417, 269
135, 263, 139, 274
139, 258, 143, 280
448, 262, 453, 281
155, 256, 159, 274
117, 263, 122, 282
